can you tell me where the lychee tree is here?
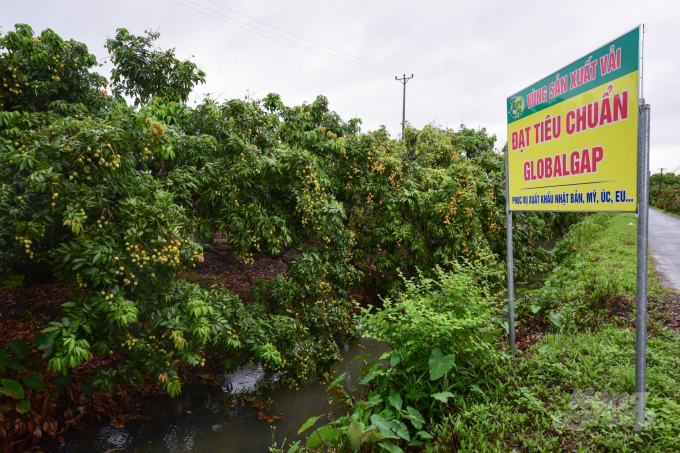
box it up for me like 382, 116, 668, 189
0, 24, 107, 113
0, 24, 576, 401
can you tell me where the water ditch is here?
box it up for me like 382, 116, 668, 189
61, 232, 563, 452
60, 336, 390, 452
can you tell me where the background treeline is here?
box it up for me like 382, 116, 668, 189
650, 171, 680, 215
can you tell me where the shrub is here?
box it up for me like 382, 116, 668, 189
651, 185, 680, 216
360, 260, 502, 366
298, 261, 503, 451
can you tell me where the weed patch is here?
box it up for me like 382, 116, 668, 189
430, 214, 680, 452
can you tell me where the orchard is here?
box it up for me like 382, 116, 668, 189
0, 24, 577, 445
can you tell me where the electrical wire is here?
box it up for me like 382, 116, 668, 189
170, 0, 502, 126
408, 84, 500, 125
170, 0, 394, 76
409, 83, 502, 125
202, 1, 502, 125
203, 0, 406, 74
412, 77, 501, 123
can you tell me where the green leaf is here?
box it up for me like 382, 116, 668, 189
548, 310, 563, 330
407, 406, 425, 429
8, 339, 29, 360
538, 345, 553, 354
376, 409, 395, 421
361, 363, 383, 384
80, 382, 94, 397
388, 393, 402, 412
298, 415, 323, 434
15, 398, 31, 414
7, 360, 26, 371
0, 348, 6, 368
428, 347, 455, 380
286, 441, 301, 453
306, 426, 342, 448
417, 431, 434, 439
0, 379, 25, 399
353, 354, 370, 361
347, 419, 363, 450
389, 349, 402, 368
379, 442, 403, 453
470, 384, 486, 397
357, 361, 378, 376
55, 373, 74, 394
28, 333, 47, 346
371, 414, 397, 434
326, 372, 347, 391
368, 394, 383, 405
21, 373, 45, 391
371, 414, 408, 441
432, 391, 455, 403
362, 429, 392, 444
394, 421, 410, 442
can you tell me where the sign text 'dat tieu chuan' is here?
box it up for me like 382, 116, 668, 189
507, 27, 639, 212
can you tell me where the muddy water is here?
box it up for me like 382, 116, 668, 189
60, 336, 390, 453
502, 232, 563, 301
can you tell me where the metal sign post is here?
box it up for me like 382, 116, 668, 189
634, 99, 651, 434
505, 149, 515, 355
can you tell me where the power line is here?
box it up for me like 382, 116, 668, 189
410, 83, 502, 124
204, 0, 405, 74
176, 0, 394, 75
170, 0, 394, 76
170, 0, 503, 127
662, 158, 680, 174
408, 83, 501, 125
412, 77, 501, 123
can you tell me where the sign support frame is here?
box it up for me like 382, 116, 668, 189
634, 98, 650, 434
504, 26, 650, 435
505, 148, 515, 355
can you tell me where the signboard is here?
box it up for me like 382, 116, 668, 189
507, 27, 640, 212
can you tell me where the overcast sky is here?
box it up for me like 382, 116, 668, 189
4, 0, 680, 173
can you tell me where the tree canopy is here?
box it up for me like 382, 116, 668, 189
0, 24, 570, 396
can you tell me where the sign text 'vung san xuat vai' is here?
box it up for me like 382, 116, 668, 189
507, 27, 640, 212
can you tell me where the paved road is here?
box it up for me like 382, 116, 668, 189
649, 208, 680, 292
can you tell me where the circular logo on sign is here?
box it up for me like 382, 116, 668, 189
509, 96, 525, 119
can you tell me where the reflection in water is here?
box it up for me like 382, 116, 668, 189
60, 337, 390, 453
502, 232, 563, 301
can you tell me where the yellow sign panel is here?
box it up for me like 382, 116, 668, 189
507, 28, 640, 212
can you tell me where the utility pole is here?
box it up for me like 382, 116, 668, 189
658, 168, 666, 193
395, 74, 414, 137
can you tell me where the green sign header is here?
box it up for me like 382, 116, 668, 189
507, 27, 640, 124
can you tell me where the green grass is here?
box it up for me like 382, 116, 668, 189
431, 214, 680, 452
651, 205, 680, 221
577, 213, 664, 298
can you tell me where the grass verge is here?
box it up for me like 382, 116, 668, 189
651, 205, 680, 221
432, 213, 680, 452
